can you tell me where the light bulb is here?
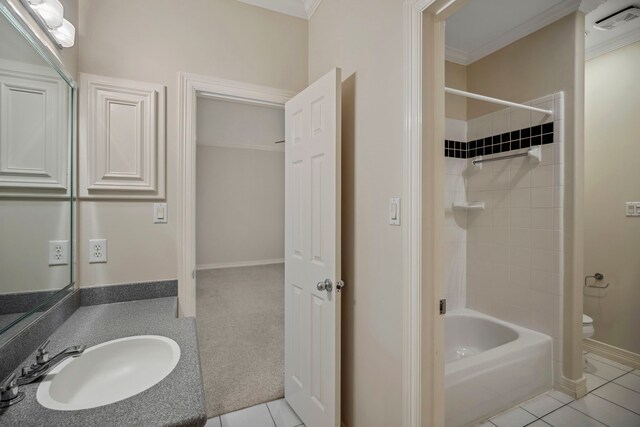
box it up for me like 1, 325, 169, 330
35, 0, 64, 29
52, 18, 75, 47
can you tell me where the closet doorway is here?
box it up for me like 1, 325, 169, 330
194, 95, 286, 417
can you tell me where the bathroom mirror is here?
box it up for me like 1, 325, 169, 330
0, 3, 74, 345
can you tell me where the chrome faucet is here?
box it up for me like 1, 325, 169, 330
16, 339, 87, 386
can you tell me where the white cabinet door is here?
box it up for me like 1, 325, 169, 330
284, 68, 342, 427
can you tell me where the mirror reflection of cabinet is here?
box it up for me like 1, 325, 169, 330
0, 58, 69, 194
0, 3, 74, 345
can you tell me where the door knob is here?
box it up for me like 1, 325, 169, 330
316, 279, 333, 292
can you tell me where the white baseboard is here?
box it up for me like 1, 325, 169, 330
195, 258, 284, 270
584, 338, 640, 370
559, 374, 588, 399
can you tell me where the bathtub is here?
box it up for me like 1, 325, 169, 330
445, 309, 552, 427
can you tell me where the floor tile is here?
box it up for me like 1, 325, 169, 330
490, 407, 537, 427
475, 422, 496, 427
614, 372, 640, 394
585, 355, 629, 381
527, 421, 552, 426
205, 417, 222, 427
632, 370, 640, 377
520, 394, 565, 418
592, 382, 640, 414
220, 404, 276, 427
542, 405, 606, 426
570, 393, 640, 427
266, 399, 303, 427
546, 390, 574, 404
584, 372, 608, 392
585, 354, 634, 373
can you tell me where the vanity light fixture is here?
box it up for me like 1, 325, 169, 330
21, 0, 75, 48
32, 0, 64, 29
51, 18, 75, 47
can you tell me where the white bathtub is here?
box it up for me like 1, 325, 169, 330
445, 309, 552, 427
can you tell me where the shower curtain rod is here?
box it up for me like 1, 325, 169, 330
445, 87, 553, 115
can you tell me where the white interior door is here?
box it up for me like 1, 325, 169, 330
284, 68, 342, 427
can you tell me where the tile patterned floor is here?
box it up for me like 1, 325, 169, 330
204, 398, 304, 427
479, 353, 640, 427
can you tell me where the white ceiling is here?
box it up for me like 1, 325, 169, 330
584, 0, 640, 59
234, 0, 321, 19
445, 0, 582, 65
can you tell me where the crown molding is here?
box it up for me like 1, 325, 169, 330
579, 0, 607, 15
445, 0, 582, 66
304, 0, 323, 18
444, 45, 468, 65
235, 0, 322, 19
586, 27, 640, 60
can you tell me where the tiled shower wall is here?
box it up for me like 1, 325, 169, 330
445, 118, 468, 311
445, 93, 565, 388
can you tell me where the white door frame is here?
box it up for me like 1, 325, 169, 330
403, 1, 469, 426
176, 72, 296, 317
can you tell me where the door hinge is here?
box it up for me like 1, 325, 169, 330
439, 299, 447, 315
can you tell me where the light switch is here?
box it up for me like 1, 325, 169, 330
154, 203, 168, 223
389, 197, 401, 226
626, 202, 640, 217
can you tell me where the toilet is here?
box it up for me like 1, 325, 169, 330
583, 314, 594, 339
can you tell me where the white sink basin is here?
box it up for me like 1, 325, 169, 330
37, 335, 180, 410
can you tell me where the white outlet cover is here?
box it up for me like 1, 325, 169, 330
89, 239, 107, 263
49, 240, 69, 266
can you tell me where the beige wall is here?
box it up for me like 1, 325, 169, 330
467, 14, 579, 119
309, 0, 404, 425
77, 0, 307, 287
445, 60, 467, 120
584, 41, 640, 355
196, 98, 284, 267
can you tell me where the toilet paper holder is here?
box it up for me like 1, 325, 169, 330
584, 272, 610, 289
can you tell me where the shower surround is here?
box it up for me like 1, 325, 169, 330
444, 92, 565, 390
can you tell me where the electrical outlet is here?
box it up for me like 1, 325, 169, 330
49, 240, 69, 266
89, 239, 107, 263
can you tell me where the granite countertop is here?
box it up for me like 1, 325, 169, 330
0, 297, 207, 427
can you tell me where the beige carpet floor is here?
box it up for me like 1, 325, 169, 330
196, 264, 284, 418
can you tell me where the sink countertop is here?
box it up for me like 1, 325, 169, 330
0, 297, 207, 427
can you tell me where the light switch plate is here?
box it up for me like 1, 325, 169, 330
89, 239, 107, 263
154, 203, 168, 223
389, 197, 401, 226
626, 202, 640, 217
49, 240, 69, 266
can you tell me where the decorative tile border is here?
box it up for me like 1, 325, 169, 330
445, 122, 554, 159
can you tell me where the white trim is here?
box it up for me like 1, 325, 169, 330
586, 27, 640, 61
196, 258, 284, 270
196, 141, 284, 152
403, 1, 434, 426
444, 45, 468, 65
445, 0, 582, 65
234, 0, 323, 19
178, 72, 295, 318
303, 0, 323, 18
584, 338, 640, 370
559, 374, 588, 399
579, 0, 607, 15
